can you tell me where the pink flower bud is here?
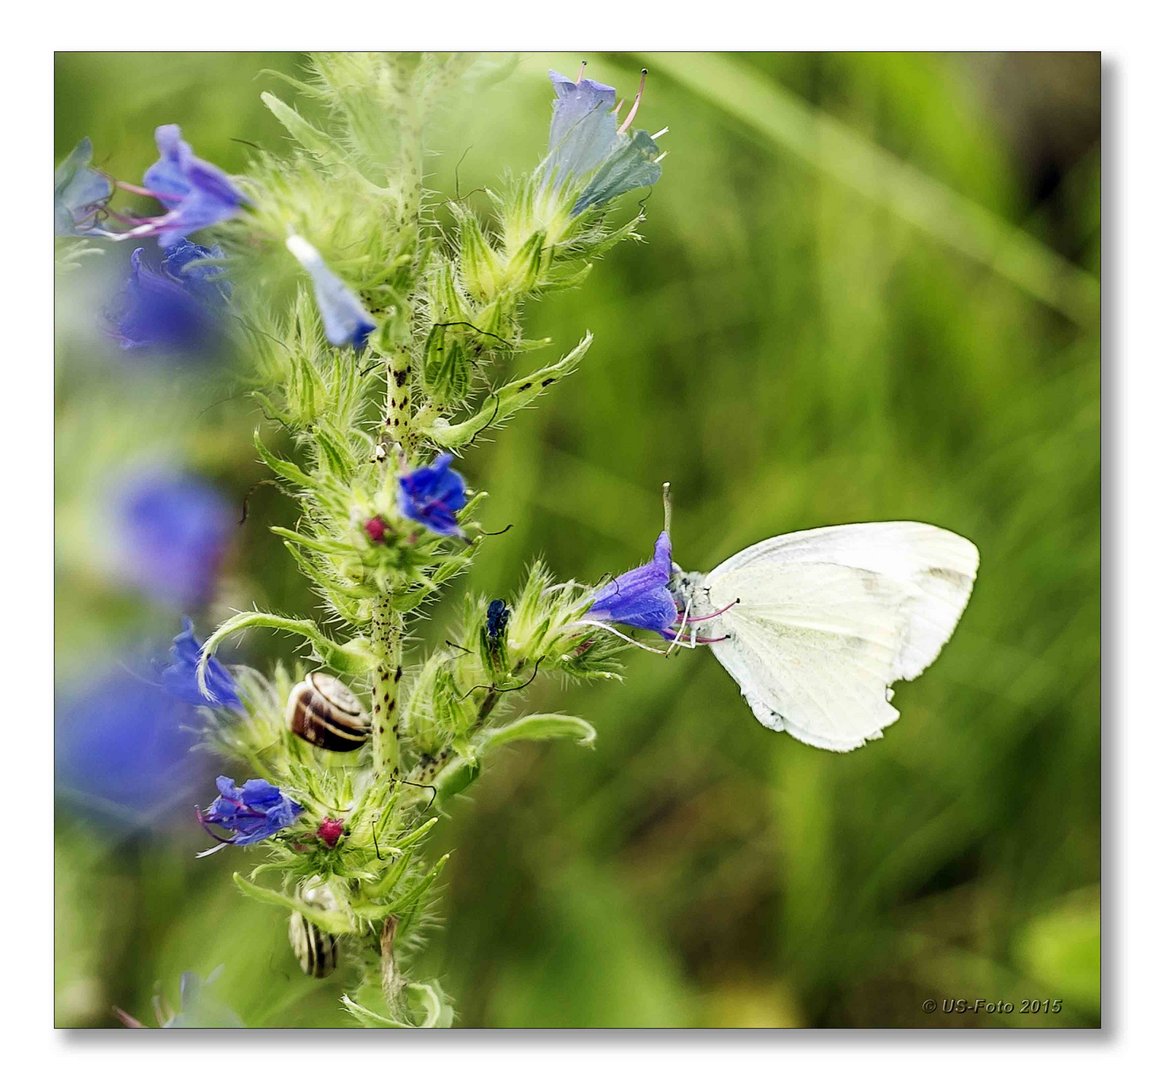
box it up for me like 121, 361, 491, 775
317, 817, 345, 848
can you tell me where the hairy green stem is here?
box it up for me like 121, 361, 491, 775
370, 602, 404, 781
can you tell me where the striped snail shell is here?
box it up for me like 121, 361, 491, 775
289, 882, 339, 978
287, 672, 369, 752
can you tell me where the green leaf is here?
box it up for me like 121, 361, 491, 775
231, 874, 352, 934
253, 429, 316, 490
340, 994, 408, 1029
421, 323, 473, 407
261, 92, 356, 172
198, 610, 374, 680
407, 981, 454, 1028
483, 712, 597, 751
428, 333, 593, 448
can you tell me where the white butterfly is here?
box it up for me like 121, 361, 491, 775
669, 522, 979, 752
587, 508, 979, 752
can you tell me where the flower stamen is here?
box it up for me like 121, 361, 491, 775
617, 69, 648, 135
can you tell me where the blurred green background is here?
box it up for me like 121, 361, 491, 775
54, 52, 1100, 1028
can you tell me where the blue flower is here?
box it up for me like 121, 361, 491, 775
197, 776, 303, 848
541, 67, 664, 214
286, 234, 377, 349
54, 137, 113, 236
162, 617, 242, 710
113, 469, 232, 609
117, 968, 243, 1028
546, 71, 618, 183
109, 240, 229, 355
397, 452, 467, 537
586, 531, 678, 633
56, 665, 202, 825
140, 124, 246, 248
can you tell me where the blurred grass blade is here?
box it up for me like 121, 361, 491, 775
647, 52, 1099, 328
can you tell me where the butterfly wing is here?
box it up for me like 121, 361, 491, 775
697, 522, 979, 751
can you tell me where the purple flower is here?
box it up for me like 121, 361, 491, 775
56, 666, 201, 824
197, 776, 303, 849
109, 240, 229, 355
139, 124, 246, 248
162, 618, 242, 710
54, 137, 113, 236
546, 71, 619, 183
586, 531, 678, 633
397, 452, 467, 537
541, 68, 664, 214
113, 469, 232, 609
286, 234, 376, 349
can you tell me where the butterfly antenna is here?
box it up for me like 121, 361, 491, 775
662, 481, 672, 537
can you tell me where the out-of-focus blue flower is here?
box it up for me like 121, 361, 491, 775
131, 124, 246, 248
162, 617, 242, 710
54, 137, 113, 236
541, 68, 664, 214
56, 666, 201, 823
116, 968, 243, 1028
397, 452, 467, 537
586, 531, 678, 633
286, 234, 376, 349
113, 469, 232, 609
109, 240, 229, 355
197, 776, 303, 849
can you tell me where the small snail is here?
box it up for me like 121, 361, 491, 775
287, 672, 370, 752
289, 882, 339, 978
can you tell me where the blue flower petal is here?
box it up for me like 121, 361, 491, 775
286, 234, 377, 349
397, 452, 467, 537
56, 665, 201, 824
109, 242, 229, 355
537, 70, 665, 215
573, 130, 663, 214
199, 775, 303, 847
587, 531, 678, 633
142, 125, 246, 248
54, 137, 113, 236
162, 617, 242, 710
545, 71, 619, 183
113, 469, 232, 608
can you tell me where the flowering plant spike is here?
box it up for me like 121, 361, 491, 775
55, 54, 666, 1028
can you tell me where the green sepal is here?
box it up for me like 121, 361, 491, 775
432, 758, 482, 804
311, 424, 358, 483
261, 91, 357, 174
341, 981, 453, 1029
421, 322, 473, 407
483, 712, 597, 750
198, 610, 376, 682
427, 332, 593, 448
505, 230, 547, 293
408, 982, 454, 1028
253, 429, 317, 491
392, 852, 451, 919
456, 207, 502, 302
341, 994, 407, 1029
231, 873, 352, 935
269, 525, 348, 555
